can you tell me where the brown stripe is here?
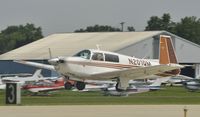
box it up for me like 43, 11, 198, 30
68, 61, 139, 69
166, 37, 177, 63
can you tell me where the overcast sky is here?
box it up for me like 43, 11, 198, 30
0, 0, 199, 36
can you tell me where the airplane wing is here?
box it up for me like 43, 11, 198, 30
175, 75, 194, 80
14, 60, 55, 71
90, 64, 184, 80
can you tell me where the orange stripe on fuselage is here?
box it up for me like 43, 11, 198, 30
68, 60, 176, 77
67, 61, 140, 69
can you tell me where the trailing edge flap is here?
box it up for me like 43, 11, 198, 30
90, 64, 184, 79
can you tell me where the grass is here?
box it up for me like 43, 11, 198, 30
1, 86, 200, 105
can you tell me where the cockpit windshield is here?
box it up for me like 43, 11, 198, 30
74, 50, 91, 59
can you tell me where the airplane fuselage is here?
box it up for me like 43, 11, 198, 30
52, 49, 159, 81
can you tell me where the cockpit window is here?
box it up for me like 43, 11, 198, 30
92, 52, 104, 61
74, 50, 91, 59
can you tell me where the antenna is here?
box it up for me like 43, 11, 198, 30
48, 48, 52, 59
120, 22, 125, 32
142, 55, 148, 59
96, 44, 101, 50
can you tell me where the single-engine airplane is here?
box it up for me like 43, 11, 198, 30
15, 35, 183, 91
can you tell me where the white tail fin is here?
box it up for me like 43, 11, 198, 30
32, 69, 42, 79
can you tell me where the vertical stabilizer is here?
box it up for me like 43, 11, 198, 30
159, 35, 180, 75
159, 35, 178, 64
32, 69, 42, 78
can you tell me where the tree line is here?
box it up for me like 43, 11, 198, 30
1, 13, 200, 54
145, 13, 200, 45
75, 13, 200, 45
0, 23, 43, 54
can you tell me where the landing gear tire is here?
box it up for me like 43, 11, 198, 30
76, 81, 86, 90
64, 82, 73, 90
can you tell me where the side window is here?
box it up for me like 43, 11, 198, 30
105, 54, 119, 62
92, 53, 104, 61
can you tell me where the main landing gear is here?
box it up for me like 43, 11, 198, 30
115, 82, 125, 92
64, 82, 73, 90
75, 81, 86, 90
64, 81, 86, 90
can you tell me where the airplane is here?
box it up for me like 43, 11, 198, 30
72, 84, 110, 92
0, 79, 5, 89
1, 69, 53, 86
130, 77, 170, 91
14, 35, 183, 91
22, 77, 65, 93
103, 77, 167, 96
183, 79, 200, 92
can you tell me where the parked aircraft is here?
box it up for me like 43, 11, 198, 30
22, 77, 64, 93
0, 79, 5, 89
15, 35, 183, 91
72, 84, 110, 92
1, 69, 56, 86
103, 77, 166, 96
184, 79, 200, 91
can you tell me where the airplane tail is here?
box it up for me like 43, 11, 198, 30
32, 69, 42, 79
159, 35, 180, 75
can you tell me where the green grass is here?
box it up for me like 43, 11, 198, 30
1, 86, 200, 105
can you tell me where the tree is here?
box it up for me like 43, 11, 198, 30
0, 23, 43, 54
127, 26, 135, 32
173, 16, 200, 44
145, 13, 200, 45
74, 25, 120, 32
145, 13, 175, 31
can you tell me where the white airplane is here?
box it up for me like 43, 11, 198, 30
72, 84, 109, 92
0, 79, 5, 89
22, 77, 65, 93
103, 78, 166, 96
2, 69, 44, 85
15, 35, 183, 91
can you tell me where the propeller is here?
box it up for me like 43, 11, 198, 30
48, 48, 66, 65
48, 57, 65, 65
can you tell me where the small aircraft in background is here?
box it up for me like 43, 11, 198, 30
1, 69, 43, 85
72, 84, 110, 92
1, 69, 57, 87
15, 35, 183, 91
103, 78, 167, 96
0, 73, 33, 89
22, 77, 65, 94
183, 79, 200, 91
0, 79, 5, 89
